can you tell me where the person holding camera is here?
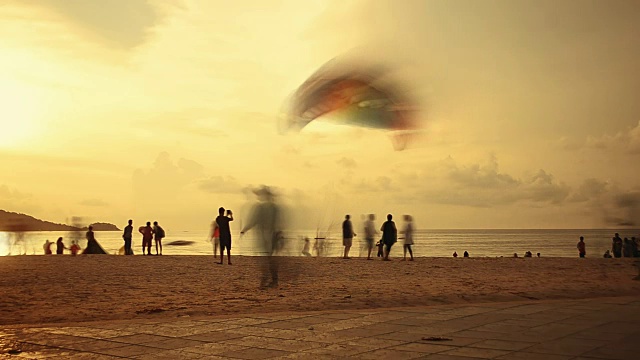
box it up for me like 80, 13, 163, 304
216, 207, 234, 265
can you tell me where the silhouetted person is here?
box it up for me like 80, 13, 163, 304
363, 214, 378, 260
632, 237, 639, 257
56, 237, 67, 255
453, 251, 458, 258
537, 253, 541, 257
380, 214, 397, 261
153, 221, 165, 255
401, 215, 414, 261
376, 239, 384, 257
524, 251, 532, 258
514, 253, 518, 258
123, 220, 133, 255
43, 240, 53, 255
577, 236, 586, 258
140, 222, 153, 255
83, 226, 107, 254
623, 238, 632, 258
216, 207, 233, 265
612, 234, 623, 258
342, 215, 356, 259
463, 251, 469, 258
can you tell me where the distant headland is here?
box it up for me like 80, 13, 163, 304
0, 210, 120, 232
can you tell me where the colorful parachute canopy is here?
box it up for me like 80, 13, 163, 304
280, 58, 420, 150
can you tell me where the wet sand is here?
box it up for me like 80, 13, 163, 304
0, 255, 639, 326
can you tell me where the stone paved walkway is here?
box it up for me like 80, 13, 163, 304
1, 296, 639, 360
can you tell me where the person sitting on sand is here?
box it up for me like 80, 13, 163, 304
43, 240, 53, 255
453, 251, 458, 258
513, 253, 518, 258
524, 251, 532, 257
577, 236, 586, 258
342, 214, 356, 259
55, 237, 67, 255
153, 221, 165, 256
463, 251, 469, 258
140, 222, 154, 256
603, 250, 612, 258
401, 215, 414, 261
380, 214, 397, 261
70, 241, 81, 256
537, 252, 541, 257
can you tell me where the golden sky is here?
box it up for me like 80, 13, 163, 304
1, 0, 639, 230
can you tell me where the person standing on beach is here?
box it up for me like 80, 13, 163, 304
380, 214, 397, 261
241, 186, 283, 288
83, 226, 107, 254
140, 222, 154, 255
577, 236, 586, 258
153, 221, 165, 255
210, 220, 220, 261
342, 215, 356, 259
364, 214, 377, 260
55, 237, 67, 255
216, 207, 233, 265
401, 215, 414, 261
612, 233, 623, 258
123, 220, 133, 255
43, 240, 54, 255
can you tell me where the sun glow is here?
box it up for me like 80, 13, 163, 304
0, 78, 43, 148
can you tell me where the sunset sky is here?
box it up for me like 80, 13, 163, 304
1, 0, 639, 231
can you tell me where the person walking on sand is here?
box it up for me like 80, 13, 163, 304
55, 237, 67, 255
153, 221, 165, 255
140, 222, 154, 255
123, 219, 134, 255
401, 215, 414, 261
380, 214, 397, 261
342, 214, 356, 259
364, 214, 378, 260
210, 219, 220, 261
43, 239, 53, 255
216, 207, 233, 265
577, 236, 586, 258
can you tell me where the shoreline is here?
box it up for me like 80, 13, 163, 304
1, 256, 639, 326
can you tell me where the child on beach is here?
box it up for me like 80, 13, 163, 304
70, 241, 81, 256
577, 236, 586, 258
302, 237, 311, 257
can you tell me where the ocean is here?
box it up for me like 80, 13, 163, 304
1, 228, 638, 258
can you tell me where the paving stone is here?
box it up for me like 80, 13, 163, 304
222, 347, 290, 359
390, 342, 456, 353
95, 344, 165, 357
581, 344, 639, 360
440, 346, 511, 359
470, 339, 535, 351
109, 333, 171, 344
303, 342, 374, 356
522, 337, 606, 356
496, 351, 572, 360
183, 342, 249, 355
132, 349, 210, 359
354, 348, 424, 359
182, 330, 246, 342
58, 339, 130, 352
140, 337, 205, 350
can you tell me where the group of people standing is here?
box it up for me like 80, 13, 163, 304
122, 220, 166, 255
577, 233, 639, 258
342, 213, 415, 261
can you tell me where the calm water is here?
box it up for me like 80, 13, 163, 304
1, 229, 638, 258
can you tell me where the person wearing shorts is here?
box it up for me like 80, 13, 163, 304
364, 214, 377, 260
342, 214, 356, 259
380, 214, 397, 261
215, 207, 233, 265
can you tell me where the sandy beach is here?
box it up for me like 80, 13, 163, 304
1, 255, 639, 326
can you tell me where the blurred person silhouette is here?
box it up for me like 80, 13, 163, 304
70, 241, 81, 256
122, 220, 134, 255
603, 250, 612, 258
623, 238, 632, 258
632, 237, 639, 257
463, 251, 469, 258
364, 214, 378, 260
380, 214, 397, 261
153, 221, 165, 255
524, 251, 533, 258
241, 186, 283, 288
83, 226, 107, 254
400, 215, 414, 261
216, 207, 234, 265
577, 236, 586, 258
612, 233, 623, 258
342, 214, 356, 259
55, 237, 67, 255
210, 219, 220, 261
43, 239, 53, 255
140, 222, 154, 255
302, 237, 312, 256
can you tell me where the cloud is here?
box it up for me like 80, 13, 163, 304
79, 199, 109, 207
22, 0, 181, 50
585, 121, 640, 154
0, 185, 32, 202
197, 176, 243, 195
336, 157, 357, 169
